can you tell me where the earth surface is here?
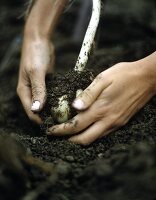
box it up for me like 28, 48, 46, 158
0, 0, 156, 200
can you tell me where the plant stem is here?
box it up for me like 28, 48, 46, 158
74, 0, 101, 72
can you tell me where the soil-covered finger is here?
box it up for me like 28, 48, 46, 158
48, 109, 96, 136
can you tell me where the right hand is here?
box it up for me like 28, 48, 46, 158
17, 37, 55, 124
48, 61, 155, 145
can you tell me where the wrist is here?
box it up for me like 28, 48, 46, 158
136, 52, 156, 95
23, 27, 49, 43
24, 25, 50, 41
24, 0, 68, 40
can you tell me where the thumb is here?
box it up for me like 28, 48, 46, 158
30, 71, 46, 112
72, 72, 111, 110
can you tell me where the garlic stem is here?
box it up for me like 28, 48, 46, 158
74, 0, 101, 72
53, 0, 101, 124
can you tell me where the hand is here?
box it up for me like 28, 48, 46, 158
48, 61, 155, 145
17, 37, 55, 124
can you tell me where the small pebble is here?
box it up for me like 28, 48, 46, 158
98, 153, 104, 158
31, 138, 36, 144
66, 155, 75, 162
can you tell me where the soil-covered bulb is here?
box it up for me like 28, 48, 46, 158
40, 69, 95, 133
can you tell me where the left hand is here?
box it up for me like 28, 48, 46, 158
48, 61, 155, 145
17, 37, 55, 124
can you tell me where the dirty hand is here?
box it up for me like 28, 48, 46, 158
48, 61, 155, 145
17, 37, 55, 124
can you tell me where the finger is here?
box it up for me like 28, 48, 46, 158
48, 108, 96, 136
30, 70, 46, 112
69, 120, 116, 146
72, 72, 112, 110
17, 85, 42, 124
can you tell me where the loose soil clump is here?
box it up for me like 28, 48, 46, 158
40, 70, 95, 132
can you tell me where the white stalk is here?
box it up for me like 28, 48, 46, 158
53, 0, 101, 123
74, 0, 101, 72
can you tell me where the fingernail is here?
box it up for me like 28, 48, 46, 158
31, 101, 40, 111
72, 99, 85, 110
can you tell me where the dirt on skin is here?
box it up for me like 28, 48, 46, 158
0, 0, 156, 200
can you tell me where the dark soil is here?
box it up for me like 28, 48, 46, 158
40, 70, 95, 132
0, 1, 156, 200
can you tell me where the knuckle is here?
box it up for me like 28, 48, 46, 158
28, 66, 42, 78
83, 89, 94, 102
64, 124, 75, 134
28, 67, 36, 76
96, 71, 107, 81
92, 102, 110, 121
32, 84, 45, 98
93, 73, 104, 85
65, 119, 79, 133
95, 71, 110, 86
96, 72, 104, 80
94, 110, 105, 121
110, 114, 124, 128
